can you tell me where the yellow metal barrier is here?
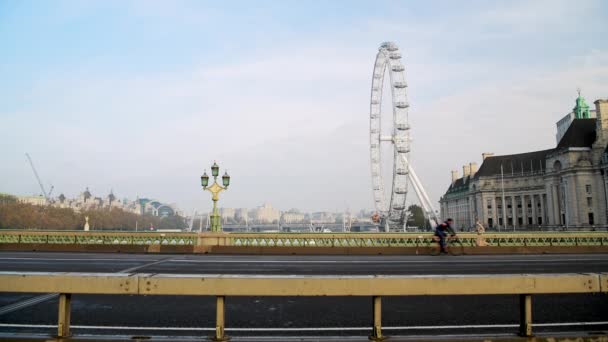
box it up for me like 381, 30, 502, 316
138, 273, 601, 296
0, 272, 137, 294
0, 272, 604, 340
0, 272, 601, 295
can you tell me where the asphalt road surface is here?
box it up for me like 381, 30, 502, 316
1, 252, 608, 274
0, 252, 607, 340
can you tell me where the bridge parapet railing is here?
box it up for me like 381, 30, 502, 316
1, 230, 607, 247
228, 233, 444, 248
480, 233, 608, 247
223, 232, 608, 248
0, 230, 197, 245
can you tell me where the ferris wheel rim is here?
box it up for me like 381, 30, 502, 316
369, 41, 411, 228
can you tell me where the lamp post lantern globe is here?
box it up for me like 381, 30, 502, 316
201, 171, 209, 188
211, 162, 220, 177
222, 171, 230, 188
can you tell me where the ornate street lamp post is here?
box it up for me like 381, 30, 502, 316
201, 162, 230, 232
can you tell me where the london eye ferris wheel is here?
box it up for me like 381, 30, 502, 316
369, 42, 440, 231
370, 42, 410, 230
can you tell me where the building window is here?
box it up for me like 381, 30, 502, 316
538, 217, 543, 225
587, 197, 592, 208
586, 185, 592, 194
488, 218, 493, 227
588, 213, 595, 225
518, 217, 523, 225
528, 217, 533, 225
507, 217, 513, 226
553, 160, 562, 172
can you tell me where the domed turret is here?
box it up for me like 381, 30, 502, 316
574, 88, 591, 119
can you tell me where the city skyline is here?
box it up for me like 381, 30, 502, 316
11, 187, 376, 219
1, 1, 608, 214
10, 188, 379, 226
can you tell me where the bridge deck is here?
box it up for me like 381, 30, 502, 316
0, 252, 606, 340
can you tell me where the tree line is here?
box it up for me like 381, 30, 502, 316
407, 204, 432, 229
0, 194, 186, 231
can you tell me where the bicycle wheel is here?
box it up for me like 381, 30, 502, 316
448, 239, 464, 256
427, 238, 441, 256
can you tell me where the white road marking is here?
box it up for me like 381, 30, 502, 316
0, 255, 606, 263
0, 257, 173, 316
167, 258, 608, 264
0, 257, 157, 262
0, 294, 56, 315
118, 257, 173, 273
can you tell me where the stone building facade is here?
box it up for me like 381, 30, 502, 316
250, 203, 280, 223
440, 96, 608, 230
18, 195, 47, 206
282, 210, 306, 224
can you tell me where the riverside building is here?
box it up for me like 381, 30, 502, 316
440, 95, 608, 230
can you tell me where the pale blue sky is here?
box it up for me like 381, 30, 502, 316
1, 0, 607, 213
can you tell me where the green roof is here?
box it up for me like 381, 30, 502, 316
574, 92, 591, 119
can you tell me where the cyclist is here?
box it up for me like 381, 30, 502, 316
435, 218, 456, 254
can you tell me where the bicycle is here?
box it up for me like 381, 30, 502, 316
428, 234, 464, 256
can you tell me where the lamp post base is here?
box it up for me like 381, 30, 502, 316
210, 213, 222, 232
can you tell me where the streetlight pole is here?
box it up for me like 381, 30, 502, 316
200, 162, 231, 232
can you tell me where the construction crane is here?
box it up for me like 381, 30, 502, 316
25, 153, 51, 203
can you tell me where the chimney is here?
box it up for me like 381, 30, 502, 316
469, 162, 478, 176
482, 152, 494, 160
594, 99, 608, 147
462, 165, 471, 178
451, 170, 459, 184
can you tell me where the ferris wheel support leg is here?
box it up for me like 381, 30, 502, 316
410, 171, 440, 227
401, 155, 440, 227
408, 171, 438, 227
411, 171, 436, 219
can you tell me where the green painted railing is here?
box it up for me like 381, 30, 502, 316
1, 230, 607, 247
226, 232, 608, 247
0, 230, 196, 245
